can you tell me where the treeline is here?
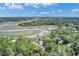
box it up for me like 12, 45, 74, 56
0, 17, 79, 30
18, 17, 79, 30
0, 17, 35, 23
19, 20, 54, 26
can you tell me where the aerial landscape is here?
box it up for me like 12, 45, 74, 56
0, 3, 79, 56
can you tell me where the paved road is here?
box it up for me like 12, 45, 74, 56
0, 29, 41, 32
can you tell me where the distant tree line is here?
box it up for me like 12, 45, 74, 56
18, 17, 79, 30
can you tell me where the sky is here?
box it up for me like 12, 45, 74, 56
0, 3, 79, 17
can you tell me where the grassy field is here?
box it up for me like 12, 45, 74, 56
0, 21, 58, 38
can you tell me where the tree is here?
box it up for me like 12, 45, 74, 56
0, 36, 14, 56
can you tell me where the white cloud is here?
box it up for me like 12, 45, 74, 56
24, 3, 58, 8
42, 3, 52, 6
5, 3, 24, 9
72, 9, 79, 12
31, 4, 40, 8
0, 7, 6, 10
57, 9, 63, 12
40, 11, 49, 14
42, 3, 58, 6
25, 3, 29, 6
25, 3, 40, 8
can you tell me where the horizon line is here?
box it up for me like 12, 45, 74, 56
0, 16, 79, 18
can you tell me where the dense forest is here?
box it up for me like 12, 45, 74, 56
0, 17, 79, 56
18, 17, 79, 30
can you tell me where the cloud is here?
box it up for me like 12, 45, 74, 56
31, 4, 40, 8
0, 7, 6, 10
42, 3, 58, 6
24, 3, 58, 8
25, 3, 40, 8
5, 3, 24, 9
72, 9, 79, 12
57, 9, 63, 12
40, 11, 49, 14
42, 3, 52, 6
25, 3, 29, 6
